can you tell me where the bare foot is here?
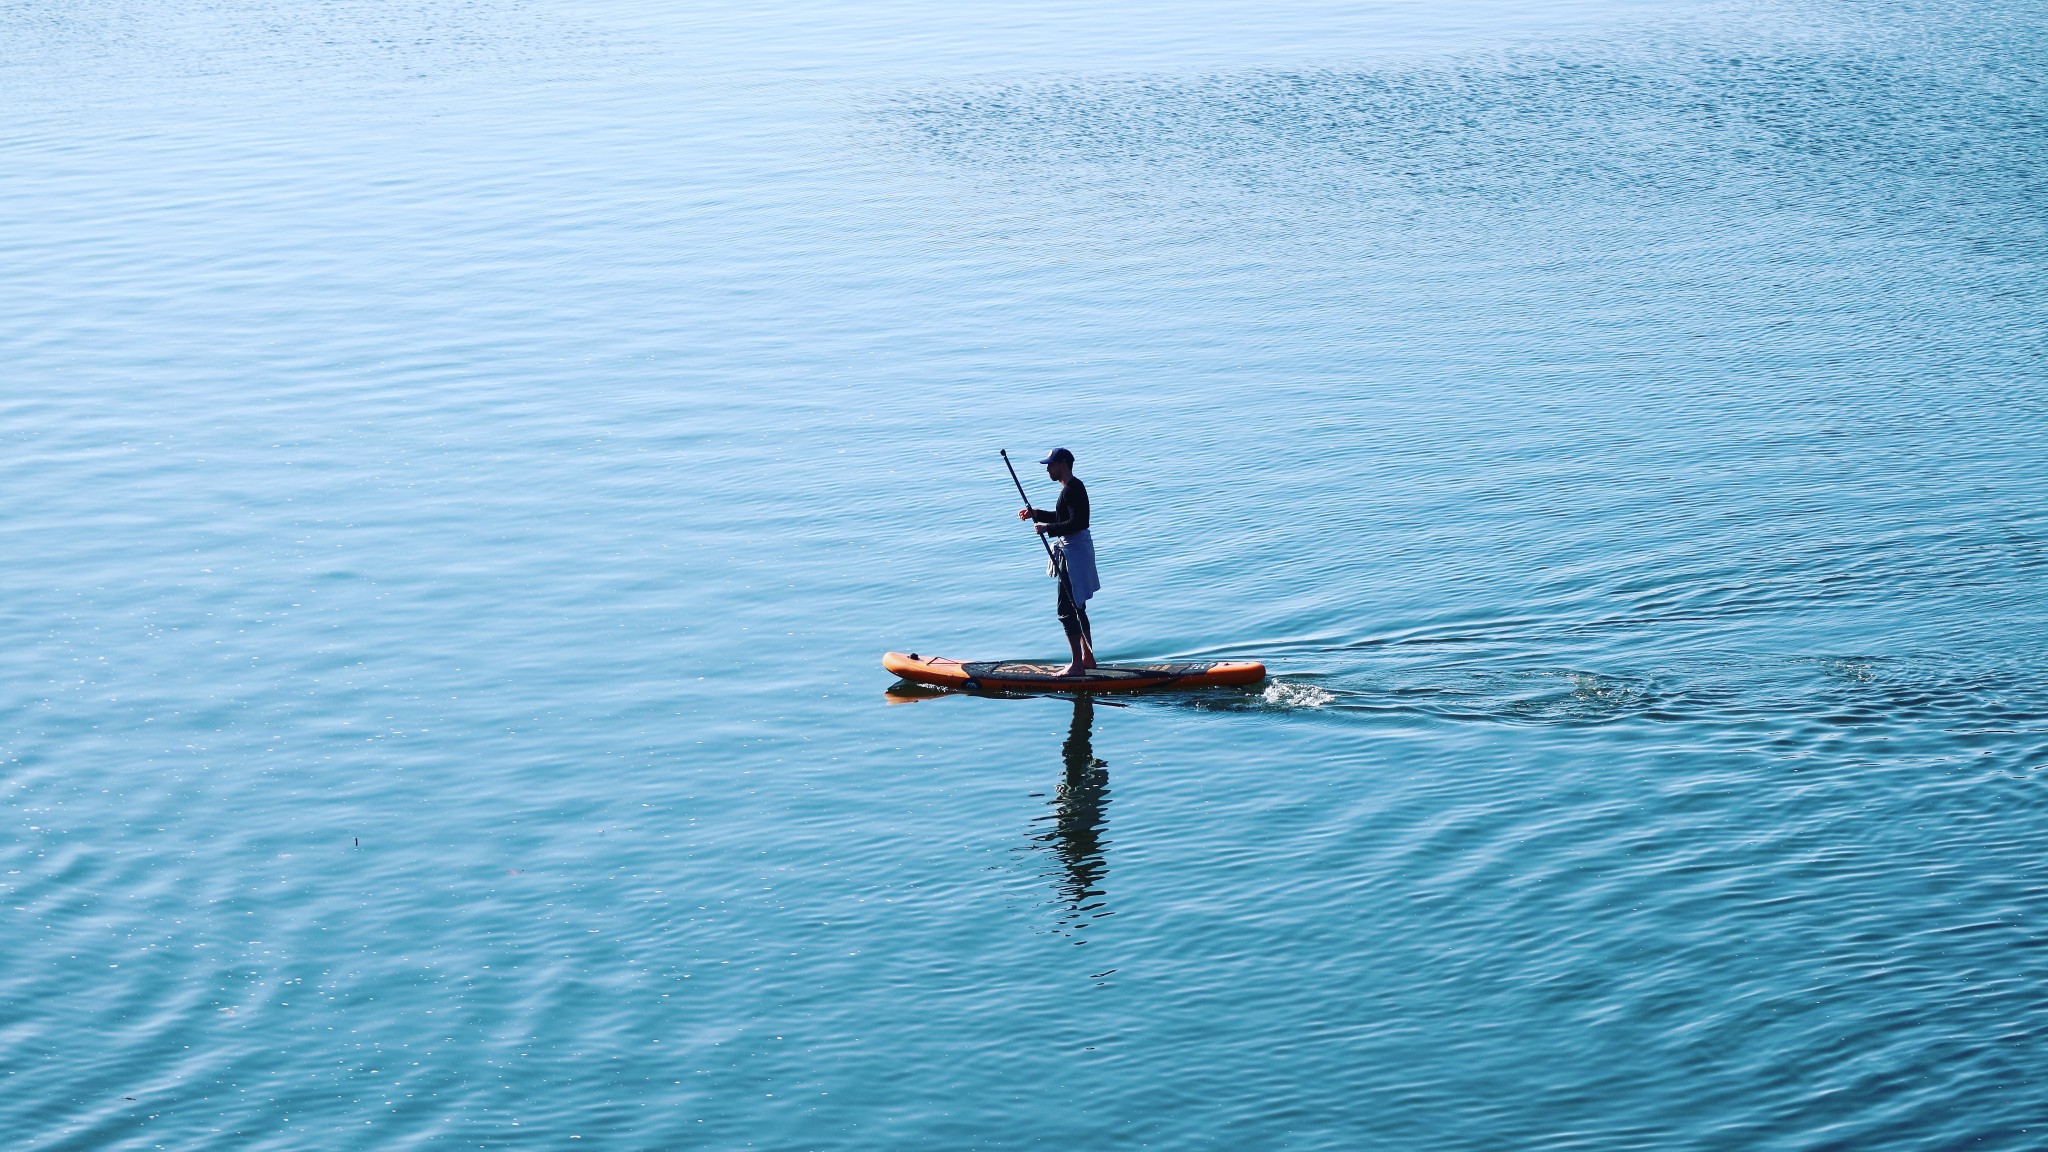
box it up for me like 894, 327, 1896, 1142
1057, 663, 1084, 677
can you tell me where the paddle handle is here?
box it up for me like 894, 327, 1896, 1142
1001, 449, 1057, 562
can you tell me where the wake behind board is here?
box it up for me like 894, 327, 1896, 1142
884, 651, 1265, 694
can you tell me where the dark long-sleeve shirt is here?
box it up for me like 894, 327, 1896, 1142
1030, 478, 1090, 537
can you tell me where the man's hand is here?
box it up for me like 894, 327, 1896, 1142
1017, 508, 1034, 521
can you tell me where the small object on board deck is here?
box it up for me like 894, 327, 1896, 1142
884, 651, 1266, 694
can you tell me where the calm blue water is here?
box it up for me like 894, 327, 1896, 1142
6, 0, 2048, 1146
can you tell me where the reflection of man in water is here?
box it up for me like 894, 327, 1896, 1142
1035, 696, 1111, 929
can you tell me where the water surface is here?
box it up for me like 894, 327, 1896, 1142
5, 0, 2048, 1147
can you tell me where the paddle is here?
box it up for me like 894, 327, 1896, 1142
1001, 449, 1057, 565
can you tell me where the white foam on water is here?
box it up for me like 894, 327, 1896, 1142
1263, 680, 1335, 709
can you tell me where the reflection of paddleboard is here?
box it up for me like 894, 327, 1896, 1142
884, 651, 1266, 694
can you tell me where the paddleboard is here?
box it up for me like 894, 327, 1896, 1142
884, 651, 1266, 694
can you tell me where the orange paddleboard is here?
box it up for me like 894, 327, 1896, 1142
884, 651, 1266, 694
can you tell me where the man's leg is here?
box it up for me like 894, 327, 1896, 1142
1061, 628, 1087, 676
1057, 575, 1087, 676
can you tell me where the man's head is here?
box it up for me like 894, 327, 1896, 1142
1040, 447, 1075, 482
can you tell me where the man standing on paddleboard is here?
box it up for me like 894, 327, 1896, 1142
1018, 447, 1099, 677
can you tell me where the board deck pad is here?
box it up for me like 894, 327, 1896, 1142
962, 661, 1221, 684
884, 652, 1266, 694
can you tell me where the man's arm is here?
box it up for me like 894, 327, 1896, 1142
1036, 484, 1089, 537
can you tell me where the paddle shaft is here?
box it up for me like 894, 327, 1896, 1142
1001, 449, 1057, 564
